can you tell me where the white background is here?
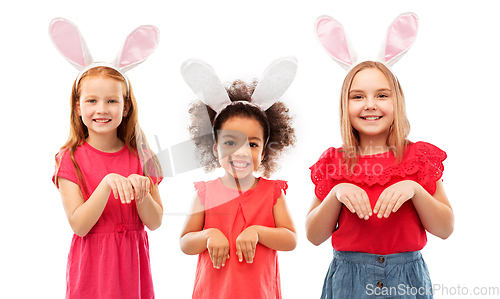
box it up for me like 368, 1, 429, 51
1, 0, 499, 298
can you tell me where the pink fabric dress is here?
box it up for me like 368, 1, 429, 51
192, 178, 287, 299
52, 142, 161, 299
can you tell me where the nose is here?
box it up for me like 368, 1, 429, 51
96, 102, 108, 113
364, 97, 377, 110
232, 141, 250, 156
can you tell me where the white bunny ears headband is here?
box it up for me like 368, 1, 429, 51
314, 12, 419, 71
49, 18, 160, 95
181, 56, 297, 145
181, 56, 298, 116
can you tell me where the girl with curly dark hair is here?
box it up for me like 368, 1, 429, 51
179, 58, 298, 299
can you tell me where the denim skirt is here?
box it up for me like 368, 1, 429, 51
321, 250, 433, 299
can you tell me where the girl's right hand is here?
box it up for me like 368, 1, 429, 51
206, 228, 230, 269
104, 173, 135, 204
332, 183, 372, 220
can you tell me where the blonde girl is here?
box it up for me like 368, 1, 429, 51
306, 14, 454, 298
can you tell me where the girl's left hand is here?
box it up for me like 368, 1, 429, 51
373, 181, 418, 218
127, 174, 151, 203
235, 226, 259, 263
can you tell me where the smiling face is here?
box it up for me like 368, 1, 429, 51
215, 116, 265, 181
77, 76, 128, 140
348, 67, 394, 143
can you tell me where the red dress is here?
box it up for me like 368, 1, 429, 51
309, 141, 446, 255
192, 178, 287, 299
52, 142, 161, 299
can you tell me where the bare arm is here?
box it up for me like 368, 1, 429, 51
411, 180, 454, 239
235, 193, 297, 263
305, 195, 341, 246
180, 195, 209, 255
374, 179, 454, 239
306, 183, 371, 246
58, 173, 133, 237
259, 193, 297, 251
180, 194, 230, 269
136, 184, 163, 231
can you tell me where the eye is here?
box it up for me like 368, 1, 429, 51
249, 142, 259, 148
350, 95, 363, 100
86, 99, 96, 103
224, 140, 235, 146
378, 94, 388, 98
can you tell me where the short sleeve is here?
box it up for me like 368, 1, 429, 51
273, 180, 288, 205
309, 147, 343, 201
194, 181, 207, 205
413, 142, 447, 195
52, 149, 78, 189
141, 148, 163, 185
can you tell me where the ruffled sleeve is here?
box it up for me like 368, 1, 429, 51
309, 147, 344, 201
194, 181, 207, 205
309, 143, 446, 199
411, 142, 447, 195
273, 180, 288, 205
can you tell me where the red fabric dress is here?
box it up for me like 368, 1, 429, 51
192, 178, 287, 299
52, 142, 161, 299
309, 141, 446, 255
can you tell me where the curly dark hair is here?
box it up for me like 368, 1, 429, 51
188, 79, 296, 178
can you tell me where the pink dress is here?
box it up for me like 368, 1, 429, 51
192, 178, 287, 299
52, 142, 161, 299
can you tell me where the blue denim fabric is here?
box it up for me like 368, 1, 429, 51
321, 250, 433, 299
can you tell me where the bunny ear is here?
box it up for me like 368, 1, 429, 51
49, 18, 93, 71
181, 59, 231, 113
314, 15, 358, 71
251, 56, 298, 110
377, 13, 419, 67
113, 25, 160, 73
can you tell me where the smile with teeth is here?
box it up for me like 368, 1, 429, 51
361, 116, 382, 120
93, 119, 111, 123
230, 161, 250, 169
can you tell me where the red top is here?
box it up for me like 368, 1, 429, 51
309, 141, 446, 255
192, 178, 288, 299
52, 142, 161, 299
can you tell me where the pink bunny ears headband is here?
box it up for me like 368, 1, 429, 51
181, 56, 298, 116
48, 17, 160, 95
314, 12, 419, 71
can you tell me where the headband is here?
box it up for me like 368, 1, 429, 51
314, 12, 419, 71
181, 56, 298, 115
180, 57, 298, 144
48, 17, 160, 95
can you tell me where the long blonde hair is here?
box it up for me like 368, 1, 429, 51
54, 66, 162, 198
340, 61, 410, 169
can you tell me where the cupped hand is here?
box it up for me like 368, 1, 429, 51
235, 226, 259, 263
127, 174, 151, 203
373, 180, 418, 218
105, 173, 135, 204
206, 228, 230, 269
332, 183, 372, 220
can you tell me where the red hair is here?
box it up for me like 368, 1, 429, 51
54, 67, 161, 198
